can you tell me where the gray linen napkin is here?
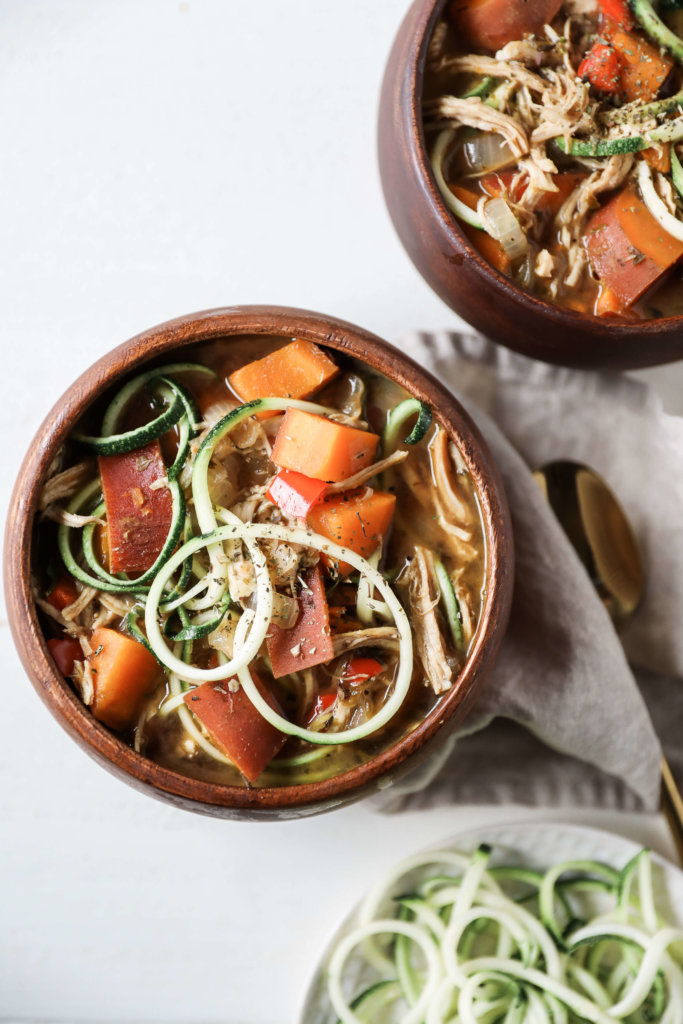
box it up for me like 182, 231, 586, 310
375, 332, 681, 813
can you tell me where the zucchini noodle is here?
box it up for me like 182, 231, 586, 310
145, 519, 414, 745
323, 845, 683, 1024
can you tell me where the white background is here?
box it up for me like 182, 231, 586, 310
1, 2, 682, 1021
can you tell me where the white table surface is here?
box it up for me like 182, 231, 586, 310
2, 2, 682, 1021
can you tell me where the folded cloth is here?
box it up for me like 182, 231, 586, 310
375, 332, 678, 813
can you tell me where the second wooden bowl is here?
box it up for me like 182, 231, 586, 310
378, 0, 683, 371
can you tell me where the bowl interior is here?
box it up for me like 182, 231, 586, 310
5, 306, 513, 817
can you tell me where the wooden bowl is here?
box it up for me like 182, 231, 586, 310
378, 0, 683, 371
4, 306, 513, 820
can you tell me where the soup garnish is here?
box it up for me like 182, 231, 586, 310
36, 338, 486, 786
424, 0, 683, 319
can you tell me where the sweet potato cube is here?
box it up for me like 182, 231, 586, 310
266, 565, 335, 678
99, 440, 173, 574
183, 671, 286, 781
585, 185, 683, 307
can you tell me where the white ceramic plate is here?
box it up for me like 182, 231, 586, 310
298, 820, 683, 1023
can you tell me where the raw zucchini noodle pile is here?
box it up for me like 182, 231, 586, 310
326, 845, 683, 1023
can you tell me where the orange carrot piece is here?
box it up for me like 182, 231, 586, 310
228, 339, 339, 404
47, 577, 79, 612
448, 0, 563, 52
595, 285, 625, 317
88, 627, 161, 730
271, 408, 379, 483
307, 488, 396, 575
98, 441, 173, 574
266, 565, 335, 678
643, 144, 672, 175
183, 671, 287, 782
601, 16, 673, 102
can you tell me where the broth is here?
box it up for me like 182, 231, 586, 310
37, 336, 486, 788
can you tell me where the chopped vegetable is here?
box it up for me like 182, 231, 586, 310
584, 184, 683, 305
627, 0, 683, 64
228, 339, 339, 404
98, 440, 173, 574
643, 142, 672, 173
601, 14, 674, 102
48, 636, 82, 676
308, 692, 337, 721
447, 0, 563, 52
183, 671, 287, 782
307, 488, 396, 575
47, 577, 79, 612
599, 0, 636, 28
326, 845, 683, 1024
265, 468, 327, 518
595, 284, 625, 316
88, 626, 160, 730
271, 408, 379, 483
578, 43, 622, 94
343, 657, 383, 685
637, 158, 683, 241
266, 564, 335, 678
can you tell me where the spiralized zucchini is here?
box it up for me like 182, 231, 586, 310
325, 845, 683, 1024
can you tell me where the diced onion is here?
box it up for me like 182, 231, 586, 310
431, 130, 486, 230
637, 160, 683, 242
462, 132, 514, 175
480, 196, 528, 259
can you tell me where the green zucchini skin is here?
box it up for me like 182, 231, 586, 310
382, 399, 433, 454
73, 379, 185, 456
629, 0, 683, 62
672, 146, 683, 199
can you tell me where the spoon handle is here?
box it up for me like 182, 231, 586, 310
661, 757, 683, 866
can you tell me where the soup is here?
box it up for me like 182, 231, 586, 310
36, 337, 486, 787
423, 0, 683, 319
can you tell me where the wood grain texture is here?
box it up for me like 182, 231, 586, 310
377, 0, 683, 371
4, 305, 514, 820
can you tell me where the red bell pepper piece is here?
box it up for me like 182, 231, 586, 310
578, 43, 621, 95
48, 636, 83, 676
343, 657, 383, 685
308, 692, 337, 721
266, 564, 335, 678
98, 440, 173, 575
183, 671, 287, 782
266, 469, 328, 519
47, 577, 79, 612
598, 0, 636, 29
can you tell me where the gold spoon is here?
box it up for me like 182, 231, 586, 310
534, 460, 683, 863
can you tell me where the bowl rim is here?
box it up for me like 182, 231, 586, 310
406, 0, 683, 334
4, 304, 513, 815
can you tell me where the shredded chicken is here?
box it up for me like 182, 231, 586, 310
404, 547, 452, 695
424, 96, 529, 159
61, 586, 98, 622
554, 153, 634, 289
39, 461, 93, 509
326, 449, 408, 493
332, 627, 400, 657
